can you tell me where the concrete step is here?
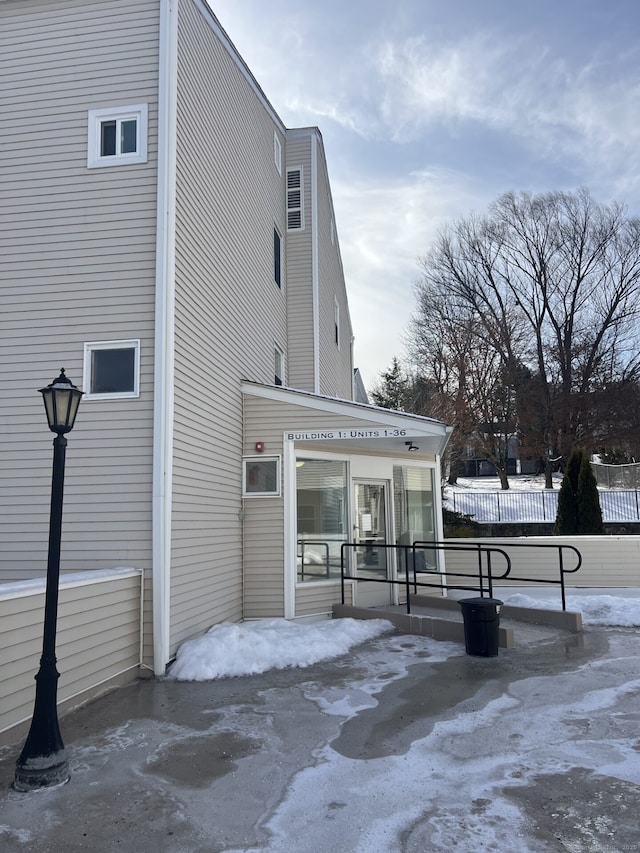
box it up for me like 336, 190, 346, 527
333, 592, 583, 650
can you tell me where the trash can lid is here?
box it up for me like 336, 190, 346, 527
458, 597, 503, 606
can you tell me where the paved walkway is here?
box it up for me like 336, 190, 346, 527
1, 623, 639, 852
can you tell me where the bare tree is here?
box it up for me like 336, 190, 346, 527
410, 287, 519, 488
412, 189, 640, 487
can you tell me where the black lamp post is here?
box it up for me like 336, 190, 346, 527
14, 369, 83, 792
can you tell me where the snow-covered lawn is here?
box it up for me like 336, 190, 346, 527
444, 475, 640, 522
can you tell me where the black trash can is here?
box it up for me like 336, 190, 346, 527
458, 597, 502, 657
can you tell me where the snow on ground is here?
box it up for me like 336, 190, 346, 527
448, 474, 563, 492
503, 593, 640, 627
166, 617, 395, 681
167, 596, 639, 682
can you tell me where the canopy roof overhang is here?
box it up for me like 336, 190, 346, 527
242, 382, 453, 457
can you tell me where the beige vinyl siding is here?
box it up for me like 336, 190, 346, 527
295, 582, 353, 618
243, 497, 285, 618
168, 0, 289, 652
315, 141, 354, 400
0, 0, 158, 598
0, 569, 142, 745
284, 133, 316, 391
443, 537, 640, 588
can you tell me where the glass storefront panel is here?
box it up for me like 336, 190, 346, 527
393, 465, 436, 574
296, 459, 348, 582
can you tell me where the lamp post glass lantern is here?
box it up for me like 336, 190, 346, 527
14, 370, 83, 792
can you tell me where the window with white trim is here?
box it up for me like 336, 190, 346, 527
286, 167, 304, 231
274, 132, 282, 174
87, 104, 148, 168
83, 340, 140, 399
296, 458, 348, 582
243, 456, 281, 497
274, 345, 285, 386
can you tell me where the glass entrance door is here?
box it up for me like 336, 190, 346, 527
353, 480, 392, 606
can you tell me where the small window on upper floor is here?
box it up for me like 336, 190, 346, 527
274, 227, 282, 288
274, 132, 282, 175
83, 340, 140, 399
87, 104, 148, 168
287, 167, 304, 231
274, 345, 285, 386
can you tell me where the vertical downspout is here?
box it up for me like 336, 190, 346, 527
434, 451, 448, 595
282, 438, 297, 619
152, 0, 178, 676
311, 134, 320, 394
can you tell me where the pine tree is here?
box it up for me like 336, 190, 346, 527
555, 449, 582, 534
577, 452, 604, 534
371, 357, 408, 411
555, 448, 604, 534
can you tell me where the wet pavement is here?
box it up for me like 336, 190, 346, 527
0, 624, 639, 852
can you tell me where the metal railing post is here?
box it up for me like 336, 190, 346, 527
405, 546, 411, 614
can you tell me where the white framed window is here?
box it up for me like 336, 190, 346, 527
83, 340, 140, 399
274, 226, 282, 287
274, 345, 285, 386
243, 456, 281, 497
286, 167, 304, 231
274, 132, 282, 175
87, 104, 148, 168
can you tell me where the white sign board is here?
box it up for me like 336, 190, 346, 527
285, 427, 407, 441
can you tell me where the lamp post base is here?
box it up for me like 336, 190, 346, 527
14, 750, 70, 792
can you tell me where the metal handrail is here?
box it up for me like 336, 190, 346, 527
339, 540, 582, 612
457, 540, 582, 611
297, 540, 331, 580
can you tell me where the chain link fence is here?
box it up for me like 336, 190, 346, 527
592, 462, 640, 489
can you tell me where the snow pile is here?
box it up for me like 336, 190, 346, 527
504, 593, 640, 627
167, 617, 394, 681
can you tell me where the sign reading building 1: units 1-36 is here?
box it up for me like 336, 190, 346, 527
285, 428, 407, 441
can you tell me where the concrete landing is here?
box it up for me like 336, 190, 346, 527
333, 592, 583, 650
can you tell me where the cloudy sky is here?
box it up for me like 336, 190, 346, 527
209, 0, 640, 392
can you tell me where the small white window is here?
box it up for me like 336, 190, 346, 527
286, 167, 304, 231
87, 104, 148, 168
83, 340, 140, 399
274, 132, 282, 175
243, 456, 281, 497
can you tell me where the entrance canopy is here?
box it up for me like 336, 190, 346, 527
242, 382, 453, 458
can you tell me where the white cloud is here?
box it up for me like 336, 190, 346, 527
334, 169, 493, 389
366, 31, 640, 194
